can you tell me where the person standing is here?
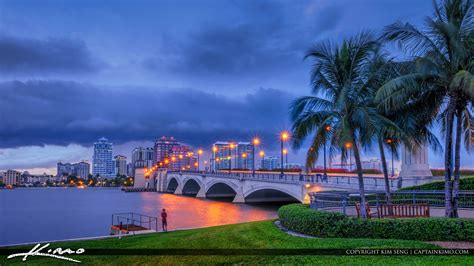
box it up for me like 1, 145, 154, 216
161, 208, 168, 232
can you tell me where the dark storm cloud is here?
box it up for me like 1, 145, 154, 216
0, 35, 101, 74
143, 1, 342, 79
0, 80, 293, 148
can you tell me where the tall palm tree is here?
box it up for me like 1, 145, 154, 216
376, 0, 473, 217
290, 32, 401, 219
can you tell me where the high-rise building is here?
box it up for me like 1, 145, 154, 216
213, 141, 232, 170
154, 136, 180, 163
4, 170, 21, 186
114, 155, 127, 176
131, 147, 154, 175
126, 162, 134, 177
92, 137, 115, 178
57, 161, 90, 178
74, 162, 91, 179
236, 142, 254, 169
260, 156, 279, 170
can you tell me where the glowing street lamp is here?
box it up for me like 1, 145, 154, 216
212, 146, 218, 171
242, 153, 247, 169
280, 131, 290, 175
283, 148, 288, 169
229, 143, 235, 173
252, 137, 260, 175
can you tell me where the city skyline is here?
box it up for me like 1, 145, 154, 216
0, 0, 472, 174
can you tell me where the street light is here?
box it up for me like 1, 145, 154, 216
227, 155, 232, 173
242, 153, 247, 169
345, 142, 353, 171
212, 146, 218, 172
324, 125, 331, 179
229, 143, 235, 173
252, 137, 260, 176
386, 138, 395, 177
197, 149, 203, 171
283, 148, 288, 169
280, 131, 290, 176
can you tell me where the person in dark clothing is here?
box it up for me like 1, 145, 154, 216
161, 208, 168, 232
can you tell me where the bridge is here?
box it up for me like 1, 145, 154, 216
134, 168, 443, 203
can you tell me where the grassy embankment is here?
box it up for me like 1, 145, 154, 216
1, 220, 472, 265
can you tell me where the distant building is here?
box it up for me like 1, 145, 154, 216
114, 155, 127, 176
260, 156, 279, 170
92, 137, 115, 178
154, 136, 180, 163
213, 141, 232, 170
4, 170, 21, 186
236, 142, 254, 169
57, 161, 90, 179
131, 147, 154, 175
361, 159, 383, 171
126, 162, 134, 177
153, 137, 197, 171
22, 172, 54, 185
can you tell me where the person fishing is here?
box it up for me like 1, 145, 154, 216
160, 208, 168, 232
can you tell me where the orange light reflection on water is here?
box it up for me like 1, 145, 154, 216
139, 193, 278, 231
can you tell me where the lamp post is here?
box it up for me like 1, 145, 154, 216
229, 143, 235, 173
242, 153, 247, 170
252, 137, 260, 176
197, 149, 203, 171
345, 142, 353, 171
283, 149, 288, 169
280, 131, 289, 176
324, 125, 331, 179
386, 139, 395, 177
259, 150, 265, 170
212, 146, 217, 172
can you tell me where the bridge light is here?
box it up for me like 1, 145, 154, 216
212, 146, 218, 152
229, 143, 235, 149
242, 153, 247, 158
252, 137, 260, 145
198, 149, 203, 155
280, 131, 290, 141
259, 150, 265, 158
305, 184, 311, 188
283, 149, 288, 155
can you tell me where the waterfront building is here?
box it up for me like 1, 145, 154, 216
4, 169, 21, 186
236, 142, 254, 169
92, 137, 115, 178
154, 136, 180, 163
213, 141, 232, 170
361, 159, 383, 171
260, 156, 279, 170
114, 155, 127, 176
126, 162, 134, 177
57, 161, 90, 179
131, 147, 154, 175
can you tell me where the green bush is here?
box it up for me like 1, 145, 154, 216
400, 177, 474, 191
278, 204, 474, 241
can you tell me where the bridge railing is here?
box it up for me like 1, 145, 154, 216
167, 171, 443, 189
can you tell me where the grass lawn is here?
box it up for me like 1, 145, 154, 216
1, 220, 472, 265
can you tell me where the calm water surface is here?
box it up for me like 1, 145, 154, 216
0, 188, 278, 246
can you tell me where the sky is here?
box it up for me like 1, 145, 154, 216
0, 0, 471, 174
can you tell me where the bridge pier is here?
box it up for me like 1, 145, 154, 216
174, 183, 183, 195
196, 186, 206, 198
232, 187, 245, 203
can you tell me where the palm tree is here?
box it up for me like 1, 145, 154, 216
376, 0, 473, 217
290, 32, 400, 219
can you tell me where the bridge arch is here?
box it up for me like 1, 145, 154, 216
205, 180, 238, 199
181, 177, 202, 196
244, 186, 301, 203
166, 177, 181, 193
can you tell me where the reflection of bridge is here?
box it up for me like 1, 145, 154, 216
136, 170, 443, 203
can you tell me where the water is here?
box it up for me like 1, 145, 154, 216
0, 188, 278, 246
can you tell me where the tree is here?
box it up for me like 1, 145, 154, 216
291, 32, 397, 219
377, 0, 473, 217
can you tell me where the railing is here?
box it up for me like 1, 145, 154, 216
111, 212, 159, 232
167, 171, 444, 190
309, 191, 474, 214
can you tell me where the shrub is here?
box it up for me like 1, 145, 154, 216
431, 169, 474, 176
400, 177, 474, 191
278, 204, 474, 241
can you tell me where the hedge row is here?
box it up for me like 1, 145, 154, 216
278, 204, 474, 241
400, 177, 474, 191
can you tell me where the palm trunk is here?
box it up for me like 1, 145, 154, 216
378, 138, 391, 203
352, 133, 367, 219
452, 111, 462, 218
444, 99, 455, 218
